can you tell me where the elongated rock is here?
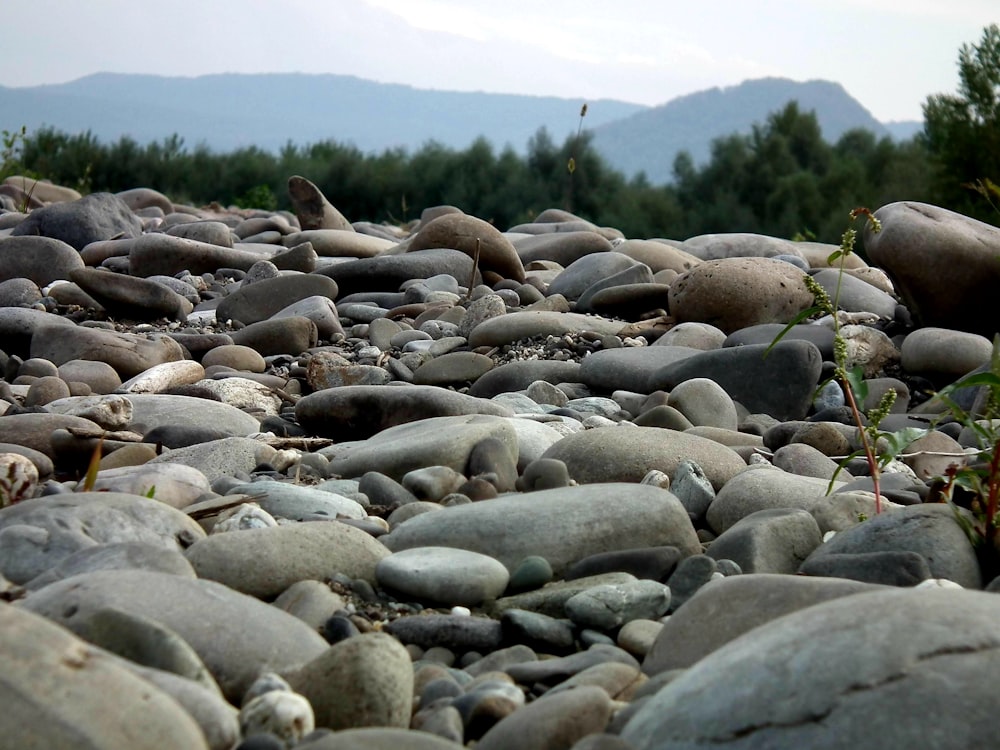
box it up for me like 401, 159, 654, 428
383, 483, 700, 574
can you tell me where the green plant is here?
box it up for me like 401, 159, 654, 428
769, 208, 899, 513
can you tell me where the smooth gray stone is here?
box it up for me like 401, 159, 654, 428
865, 201, 1000, 335
228, 315, 318, 356
0, 492, 205, 585
500, 609, 575, 653
377, 547, 510, 606
0, 603, 210, 750
655, 321, 726, 350
0, 412, 102, 459
273, 579, 348, 630
129, 233, 278, 276
121, 393, 261, 436
271, 294, 344, 340
24, 541, 196, 591
575, 262, 655, 312
565, 579, 671, 630
547, 252, 640, 301
680, 233, 804, 260
185, 520, 389, 599
641, 574, 883, 674
649, 340, 823, 421
0, 235, 84, 286
11, 191, 143, 250
578, 346, 700, 393
705, 466, 845, 535
297, 386, 513, 442
325, 414, 517, 482
803, 503, 982, 589
513, 230, 614, 266
0, 277, 43, 306
165, 219, 233, 247
385, 614, 503, 652
383, 483, 700, 576
20, 569, 330, 703
286, 632, 413, 732
811, 268, 898, 319
477, 686, 612, 750
799, 550, 932, 587
565, 546, 681, 583
215, 273, 338, 326
540, 426, 745, 491
314, 248, 478, 298
69, 267, 192, 321
726, 322, 836, 357
295, 727, 464, 750
667, 377, 738, 429
227, 481, 366, 521
467, 310, 625, 348
664, 554, 718, 613
30, 324, 186, 379
706, 508, 823, 574
624, 588, 1000, 750
489, 573, 639, 619
505, 643, 639, 686
146, 437, 275, 483
468, 359, 581, 399
0, 307, 76, 358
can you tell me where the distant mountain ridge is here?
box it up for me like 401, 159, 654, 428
0, 72, 921, 186
590, 77, 922, 184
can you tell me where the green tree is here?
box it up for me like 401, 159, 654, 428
923, 23, 1000, 222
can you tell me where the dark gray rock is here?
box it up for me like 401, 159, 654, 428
215, 273, 338, 327
649, 340, 824, 421
0, 235, 84, 286
706, 508, 823, 574
799, 550, 932, 586
11, 192, 142, 250
803, 504, 982, 589
70, 267, 191, 321
624, 588, 1000, 750
314, 248, 478, 298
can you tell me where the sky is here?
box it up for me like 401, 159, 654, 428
0, 0, 995, 122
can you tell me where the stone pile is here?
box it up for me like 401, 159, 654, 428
2, 173, 1000, 748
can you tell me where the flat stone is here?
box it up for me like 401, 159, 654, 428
383, 483, 700, 576
540, 426, 745, 491
376, 547, 510, 606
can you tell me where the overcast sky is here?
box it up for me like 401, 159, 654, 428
0, 0, 995, 122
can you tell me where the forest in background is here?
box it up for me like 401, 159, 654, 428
3, 24, 998, 245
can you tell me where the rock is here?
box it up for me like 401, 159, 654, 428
468, 360, 581, 399
467, 310, 625, 348
185, 519, 389, 598
30, 323, 185, 379
865, 201, 1000, 335
649, 340, 824, 421
680, 233, 804, 260
385, 613, 503, 652
0, 603, 210, 749
799, 550, 932, 586
283, 228, 392, 257
146, 437, 275, 483
295, 728, 464, 749
706, 508, 824, 574
667, 377, 738, 429
547, 252, 641, 300
288, 175, 353, 231
578, 346, 700, 394
226, 481, 366, 521
129, 233, 280, 276
0, 492, 205, 584
900, 326, 993, 380
565, 546, 681, 583
316, 249, 478, 298
215, 273, 338, 327
0, 235, 84, 285
413, 351, 494, 386
229, 316, 318, 356
540, 426, 745, 491
641, 573, 883, 673
240, 690, 315, 747
23, 541, 196, 591
297, 387, 513, 443
123, 393, 261, 436
810, 268, 898, 319
20, 569, 330, 702
564, 579, 671, 630
383, 483, 700, 575
11, 192, 143, 250
476, 686, 612, 750
69, 268, 191, 321
668, 257, 813, 334
377, 546, 510, 606
408, 212, 525, 282
271, 295, 344, 340
0, 306, 77, 358
513, 231, 614, 266
624, 588, 1000, 750
803, 503, 982, 589
706, 466, 846, 534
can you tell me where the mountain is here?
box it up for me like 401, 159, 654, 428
0, 72, 644, 155
883, 120, 923, 141
589, 78, 900, 184
0, 73, 920, 186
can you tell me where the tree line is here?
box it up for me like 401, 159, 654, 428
5, 24, 998, 244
